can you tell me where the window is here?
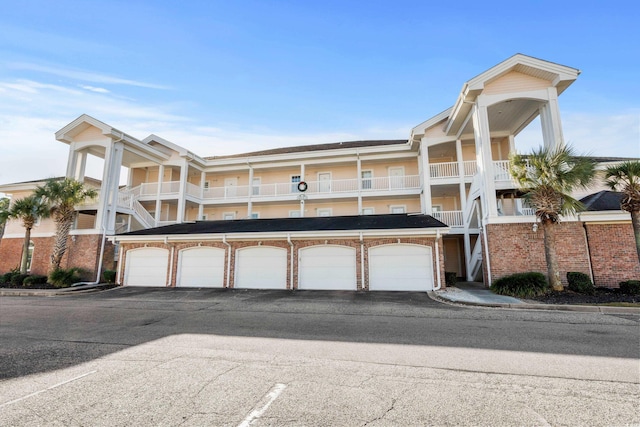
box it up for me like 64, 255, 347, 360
252, 178, 261, 196
291, 175, 301, 193
34, 216, 41, 227
361, 170, 372, 190
249, 212, 260, 219
362, 207, 374, 215
26, 241, 34, 272
432, 205, 443, 213
289, 210, 301, 218
201, 214, 208, 220
317, 208, 332, 217
390, 205, 406, 214
203, 181, 210, 189
223, 212, 236, 220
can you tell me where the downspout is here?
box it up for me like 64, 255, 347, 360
359, 232, 365, 291
287, 234, 294, 290
166, 236, 174, 287
223, 234, 232, 288
433, 229, 442, 290
72, 226, 107, 286
116, 239, 124, 285
482, 221, 492, 286
578, 214, 595, 283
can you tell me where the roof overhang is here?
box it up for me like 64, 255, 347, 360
444, 54, 580, 136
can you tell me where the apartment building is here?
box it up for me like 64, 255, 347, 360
1, 54, 637, 289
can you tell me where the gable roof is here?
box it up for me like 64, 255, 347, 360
580, 191, 624, 211
204, 140, 408, 160
120, 213, 447, 236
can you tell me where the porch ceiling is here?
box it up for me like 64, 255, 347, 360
458, 98, 543, 136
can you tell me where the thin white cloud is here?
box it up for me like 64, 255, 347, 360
8, 62, 170, 90
80, 85, 110, 94
515, 112, 640, 158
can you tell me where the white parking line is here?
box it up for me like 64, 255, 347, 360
238, 383, 287, 427
0, 370, 97, 408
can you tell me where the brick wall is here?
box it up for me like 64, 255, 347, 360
485, 222, 591, 285
485, 221, 639, 287
119, 236, 445, 290
0, 234, 112, 280
585, 223, 640, 287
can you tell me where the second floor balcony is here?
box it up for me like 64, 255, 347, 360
130, 174, 423, 204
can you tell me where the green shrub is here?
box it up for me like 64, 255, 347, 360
445, 271, 457, 287
23, 275, 48, 287
10, 273, 29, 287
48, 268, 82, 288
619, 280, 640, 295
0, 268, 20, 285
102, 269, 116, 284
567, 272, 595, 295
492, 272, 549, 298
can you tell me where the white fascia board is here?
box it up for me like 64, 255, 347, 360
3, 232, 56, 239
578, 211, 630, 223
411, 108, 452, 136
142, 134, 204, 165
110, 227, 450, 243
203, 143, 413, 168
0, 181, 48, 193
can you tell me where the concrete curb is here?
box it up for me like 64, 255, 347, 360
0, 283, 117, 297
428, 291, 640, 314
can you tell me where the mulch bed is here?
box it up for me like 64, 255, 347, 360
529, 288, 639, 305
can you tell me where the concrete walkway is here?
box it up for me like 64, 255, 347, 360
433, 282, 640, 314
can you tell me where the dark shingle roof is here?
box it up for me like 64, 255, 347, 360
121, 213, 447, 236
580, 191, 624, 211
204, 140, 408, 160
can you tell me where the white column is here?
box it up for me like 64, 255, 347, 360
539, 87, 565, 150
154, 165, 164, 226
177, 159, 188, 223
508, 134, 516, 153
472, 99, 498, 218
456, 139, 466, 213
247, 164, 254, 217
300, 164, 305, 217
104, 142, 124, 234
95, 143, 113, 231
65, 143, 78, 178
356, 154, 362, 214
420, 138, 432, 214
198, 171, 205, 220
75, 151, 87, 182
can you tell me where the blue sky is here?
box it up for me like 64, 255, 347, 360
0, 0, 638, 184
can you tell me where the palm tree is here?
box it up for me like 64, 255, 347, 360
510, 145, 596, 291
4, 196, 50, 273
34, 178, 98, 272
604, 160, 640, 264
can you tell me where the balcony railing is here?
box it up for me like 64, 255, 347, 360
198, 175, 422, 201
432, 210, 464, 227
430, 161, 477, 179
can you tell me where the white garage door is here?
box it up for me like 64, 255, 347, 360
177, 247, 225, 288
125, 248, 169, 287
369, 244, 433, 291
235, 246, 287, 289
298, 245, 357, 290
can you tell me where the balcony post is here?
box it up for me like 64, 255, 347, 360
456, 139, 466, 214
472, 98, 498, 217
356, 153, 362, 214
248, 163, 254, 217
154, 164, 164, 227
176, 159, 188, 223
420, 138, 432, 214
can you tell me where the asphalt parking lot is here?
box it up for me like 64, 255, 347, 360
1, 288, 638, 426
